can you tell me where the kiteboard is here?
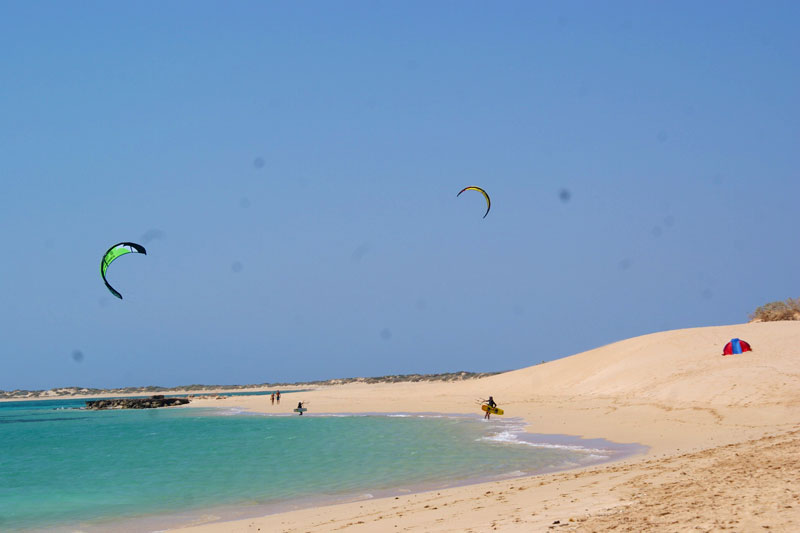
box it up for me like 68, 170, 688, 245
481, 404, 503, 415
293, 408, 307, 413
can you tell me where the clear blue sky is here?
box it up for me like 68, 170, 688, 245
1, 1, 798, 390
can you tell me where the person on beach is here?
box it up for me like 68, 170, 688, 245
484, 396, 497, 420
276, 390, 281, 404
271, 392, 275, 405
297, 401, 305, 415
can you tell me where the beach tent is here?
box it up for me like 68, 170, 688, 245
722, 338, 752, 355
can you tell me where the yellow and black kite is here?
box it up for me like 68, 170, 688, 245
457, 186, 491, 218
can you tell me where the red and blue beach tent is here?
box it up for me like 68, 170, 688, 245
723, 338, 752, 355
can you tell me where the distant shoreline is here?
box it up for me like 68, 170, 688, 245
0, 371, 501, 402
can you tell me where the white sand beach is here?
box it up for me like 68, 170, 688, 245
170, 321, 800, 532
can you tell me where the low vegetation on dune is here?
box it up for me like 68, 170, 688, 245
749, 297, 800, 322
312, 371, 501, 385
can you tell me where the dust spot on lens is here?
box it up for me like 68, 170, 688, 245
71, 350, 84, 363
141, 229, 165, 244
415, 298, 427, 311
232, 261, 243, 273
651, 226, 662, 238
664, 215, 675, 227
618, 258, 633, 270
351, 243, 372, 263
702, 289, 714, 299
240, 197, 251, 208
380, 328, 392, 341
657, 131, 668, 143
558, 188, 571, 203
253, 157, 265, 169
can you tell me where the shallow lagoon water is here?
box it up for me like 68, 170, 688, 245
0, 399, 643, 531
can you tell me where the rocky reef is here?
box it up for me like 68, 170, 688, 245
85, 395, 190, 410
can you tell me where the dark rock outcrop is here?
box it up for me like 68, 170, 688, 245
85, 396, 190, 410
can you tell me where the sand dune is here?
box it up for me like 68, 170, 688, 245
172, 321, 800, 532
488, 321, 800, 403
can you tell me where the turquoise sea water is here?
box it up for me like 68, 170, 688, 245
0, 399, 641, 532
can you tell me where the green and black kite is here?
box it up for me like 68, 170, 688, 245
100, 242, 147, 299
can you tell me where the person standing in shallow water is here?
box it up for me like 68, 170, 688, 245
484, 396, 497, 420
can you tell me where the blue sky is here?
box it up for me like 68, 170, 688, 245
1, 1, 798, 390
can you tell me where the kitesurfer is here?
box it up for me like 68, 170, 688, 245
297, 401, 305, 415
484, 396, 497, 420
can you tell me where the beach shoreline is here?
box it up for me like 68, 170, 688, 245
43, 411, 646, 533
164, 429, 800, 533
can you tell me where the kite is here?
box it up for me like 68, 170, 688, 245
457, 186, 491, 218
100, 242, 147, 299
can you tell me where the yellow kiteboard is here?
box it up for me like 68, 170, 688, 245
481, 404, 504, 415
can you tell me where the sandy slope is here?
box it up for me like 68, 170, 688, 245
170, 321, 800, 532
